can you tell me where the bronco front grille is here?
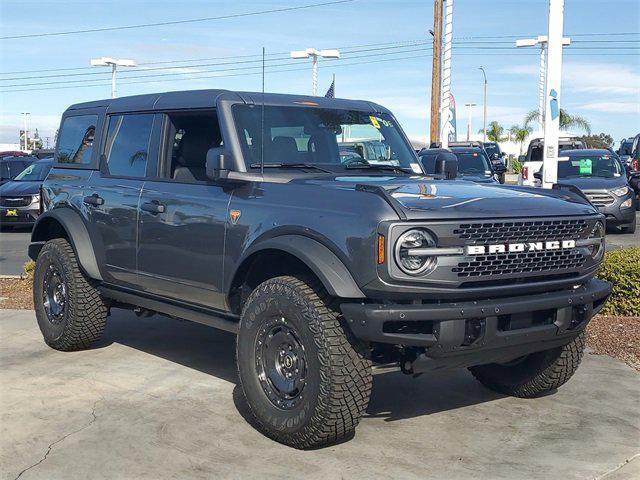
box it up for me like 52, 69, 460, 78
453, 249, 586, 278
0, 196, 31, 207
453, 219, 589, 245
584, 191, 615, 207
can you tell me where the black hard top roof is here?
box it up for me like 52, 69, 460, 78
449, 146, 484, 153
66, 89, 390, 115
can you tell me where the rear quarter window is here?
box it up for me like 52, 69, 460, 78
55, 114, 98, 165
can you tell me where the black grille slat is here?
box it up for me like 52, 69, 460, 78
453, 249, 586, 278
453, 219, 588, 244
0, 196, 31, 207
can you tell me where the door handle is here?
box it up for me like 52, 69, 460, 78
83, 194, 104, 206
141, 201, 165, 214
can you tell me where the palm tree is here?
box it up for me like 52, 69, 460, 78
478, 121, 505, 142
523, 109, 591, 134
510, 124, 533, 155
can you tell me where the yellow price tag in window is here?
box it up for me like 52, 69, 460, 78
369, 116, 381, 129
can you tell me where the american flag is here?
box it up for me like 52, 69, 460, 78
324, 75, 335, 98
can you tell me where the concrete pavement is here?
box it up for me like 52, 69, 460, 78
1, 308, 638, 480
0, 228, 31, 276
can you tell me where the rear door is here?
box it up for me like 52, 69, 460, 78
85, 113, 159, 287
137, 110, 229, 309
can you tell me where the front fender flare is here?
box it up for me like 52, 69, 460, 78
30, 208, 102, 281
239, 235, 365, 299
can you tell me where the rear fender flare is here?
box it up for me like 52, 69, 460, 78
30, 208, 102, 281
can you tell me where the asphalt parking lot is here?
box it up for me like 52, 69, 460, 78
0, 212, 638, 276
1, 308, 638, 480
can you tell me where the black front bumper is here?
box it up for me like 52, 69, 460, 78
341, 279, 611, 371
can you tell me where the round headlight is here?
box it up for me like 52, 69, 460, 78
395, 229, 437, 275
588, 221, 605, 261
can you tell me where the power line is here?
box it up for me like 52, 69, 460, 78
0, 1, 355, 40
2, 31, 637, 75
3, 49, 637, 94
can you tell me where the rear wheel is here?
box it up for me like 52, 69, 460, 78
236, 275, 372, 449
469, 332, 586, 398
34, 238, 107, 351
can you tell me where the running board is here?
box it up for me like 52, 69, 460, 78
99, 286, 239, 334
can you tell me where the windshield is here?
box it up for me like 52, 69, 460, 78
13, 161, 52, 182
483, 144, 499, 157
558, 155, 622, 178
619, 141, 633, 156
233, 105, 418, 171
452, 150, 492, 176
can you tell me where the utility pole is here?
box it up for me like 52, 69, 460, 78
479, 66, 487, 142
290, 48, 340, 95
541, 0, 566, 188
440, 0, 454, 148
465, 103, 476, 141
429, 0, 443, 146
90, 57, 137, 98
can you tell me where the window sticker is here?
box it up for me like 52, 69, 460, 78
579, 158, 592, 175
369, 116, 381, 129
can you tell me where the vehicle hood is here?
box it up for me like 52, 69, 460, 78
0, 181, 41, 196
299, 175, 598, 219
457, 174, 497, 184
557, 176, 627, 191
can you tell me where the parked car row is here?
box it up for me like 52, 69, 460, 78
0, 157, 53, 229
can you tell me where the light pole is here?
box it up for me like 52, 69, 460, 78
479, 66, 487, 142
516, 35, 570, 131
90, 57, 137, 98
464, 103, 476, 141
20, 112, 30, 151
290, 48, 340, 95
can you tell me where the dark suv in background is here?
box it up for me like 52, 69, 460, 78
29, 89, 611, 449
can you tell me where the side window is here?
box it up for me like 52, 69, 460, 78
103, 114, 154, 177
55, 115, 98, 164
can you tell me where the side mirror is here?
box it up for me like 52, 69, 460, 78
533, 170, 543, 181
205, 147, 231, 181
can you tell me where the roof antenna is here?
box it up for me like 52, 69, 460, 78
260, 46, 265, 176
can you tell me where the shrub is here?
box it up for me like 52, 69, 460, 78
511, 158, 523, 174
596, 247, 640, 316
23, 260, 35, 281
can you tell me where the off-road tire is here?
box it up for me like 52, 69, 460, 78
469, 332, 586, 398
236, 275, 372, 449
34, 238, 107, 351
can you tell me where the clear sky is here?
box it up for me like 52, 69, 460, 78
0, 0, 638, 147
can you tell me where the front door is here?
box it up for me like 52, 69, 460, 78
137, 182, 229, 309
136, 109, 229, 309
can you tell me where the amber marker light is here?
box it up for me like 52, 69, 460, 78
377, 234, 386, 264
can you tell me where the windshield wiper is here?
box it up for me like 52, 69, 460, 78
344, 163, 414, 174
249, 163, 333, 173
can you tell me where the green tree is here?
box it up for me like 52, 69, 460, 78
579, 133, 614, 149
509, 124, 533, 155
523, 109, 591, 134
479, 121, 505, 142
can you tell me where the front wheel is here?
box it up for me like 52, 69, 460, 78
469, 332, 586, 398
236, 275, 372, 449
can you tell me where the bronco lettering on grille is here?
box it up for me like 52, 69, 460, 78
465, 239, 576, 255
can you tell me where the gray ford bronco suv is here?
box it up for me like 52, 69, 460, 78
30, 89, 611, 449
